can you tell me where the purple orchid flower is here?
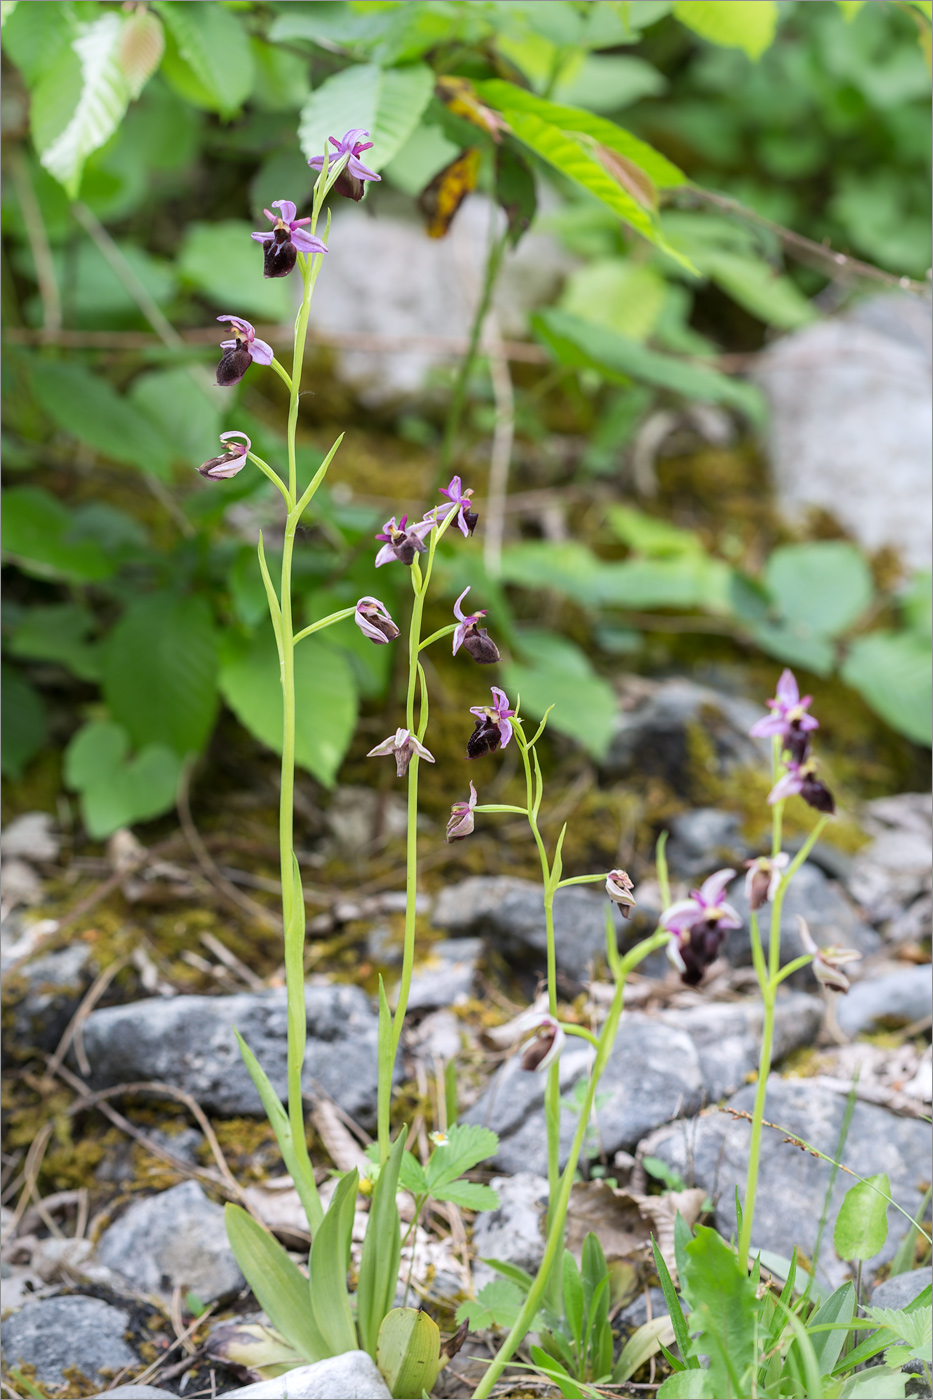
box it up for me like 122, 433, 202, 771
437, 475, 478, 537
467, 686, 515, 759
750, 668, 819, 762
743, 853, 789, 911
250, 200, 327, 279
215, 316, 274, 387
513, 1011, 566, 1073
198, 430, 251, 480
355, 596, 400, 644
661, 868, 742, 986
797, 915, 862, 994
452, 587, 500, 664
446, 782, 477, 843
768, 759, 835, 814
308, 129, 381, 202
366, 727, 435, 778
606, 868, 636, 917
374, 515, 435, 568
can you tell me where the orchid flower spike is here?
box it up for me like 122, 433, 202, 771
308, 129, 380, 201
453, 588, 500, 664
438, 476, 478, 537
366, 727, 435, 778
355, 597, 400, 644
446, 782, 477, 843
250, 200, 327, 278
768, 759, 835, 814
467, 686, 515, 759
511, 1010, 566, 1073
797, 916, 862, 994
215, 316, 274, 387
750, 668, 820, 763
743, 853, 789, 911
606, 869, 636, 917
198, 430, 251, 480
661, 868, 742, 986
374, 515, 434, 567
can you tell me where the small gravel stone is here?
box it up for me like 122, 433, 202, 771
97, 1180, 244, 1303
666, 809, 746, 879
616, 1286, 667, 1333
870, 1267, 932, 1311
471, 1172, 549, 1292
95, 1389, 177, 1399
6, 943, 96, 1052
0, 1294, 138, 1386
220, 1350, 392, 1398
836, 966, 933, 1038
400, 938, 482, 1011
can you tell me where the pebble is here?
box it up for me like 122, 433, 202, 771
870, 1267, 932, 1311
1, 811, 60, 862
0, 1294, 138, 1386
96, 1390, 177, 1400
219, 1350, 392, 1398
80, 983, 388, 1126
647, 1076, 932, 1289
666, 808, 747, 879
836, 966, 933, 1038
399, 938, 482, 1011
96, 1180, 244, 1303
470, 1172, 549, 1293
5, 942, 96, 1053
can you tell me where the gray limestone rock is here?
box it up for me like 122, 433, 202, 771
80, 984, 387, 1126
470, 1172, 549, 1293
220, 1350, 392, 1399
648, 1077, 931, 1289
836, 967, 933, 1038
95, 1390, 177, 1399
753, 295, 932, 570
465, 1016, 705, 1175
6, 942, 96, 1052
0, 1294, 138, 1386
432, 877, 615, 981
399, 938, 482, 1011
666, 809, 747, 879
870, 1267, 932, 1312
97, 1180, 243, 1303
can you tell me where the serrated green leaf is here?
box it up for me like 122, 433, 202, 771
153, 0, 253, 115
673, 1, 779, 59
1, 663, 47, 780
834, 1173, 891, 1261
309, 1169, 359, 1354
219, 626, 358, 787
456, 1277, 526, 1331
224, 1203, 325, 1362
863, 1303, 932, 1356
116, 8, 164, 100
299, 62, 434, 170
425, 1123, 498, 1192
39, 14, 132, 198
102, 594, 219, 758
432, 1180, 500, 1210
841, 632, 933, 746
29, 361, 174, 480
680, 1225, 757, 1397
2, 486, 115, 583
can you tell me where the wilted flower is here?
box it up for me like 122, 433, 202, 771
215, 315, 274, 387
446, 782, 477, 843
750, 668, 819, 762
374, 515, 435, 567
438, 475, 478, 537
366, 727, 435, 778
797, 915, 862, 993
768, 759, 835, 814
308, 128, 381, 201
513, 1012, 566, 1073
355, 596, 399, 644
250, 199, 327, 278
467, 686, 515, 759
606, 869, 636, 917
452, 588, 500, 664
661, 868, 742, 986
198, 430, 251, 480
743, 852, 790, 911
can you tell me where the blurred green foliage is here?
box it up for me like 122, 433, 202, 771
1, 0, 930, 832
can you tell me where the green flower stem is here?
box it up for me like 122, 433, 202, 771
419, 623, 458, 651
292, 606, 356, 646
774, 955, 814, 986
269, 356, 293, 393
473, 931, 670, 1400
247, 452, 293, 509
556, 873, 608, 889
475, 804, 528, 815
561, 1024, 600, 1050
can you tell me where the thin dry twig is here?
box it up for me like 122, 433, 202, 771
2, 1122, 54, 1244
171, 1285, 199, 1356
482, 307, 515, 579
310, 1099, 368, 1173
11, 155, 61, 331
199, 931, 266, 992
47, 956, 128, 1078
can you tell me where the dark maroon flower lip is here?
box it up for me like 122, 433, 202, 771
250, 200, 327, 278
198, 430, 251, 479
354, 596, 400, 644
452, 587, 500, 664
466, 687, 514, 757
215, 316, 274, 387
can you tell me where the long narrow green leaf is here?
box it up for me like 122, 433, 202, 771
309, 1170, 359, 1354
803, 1282, 855, 1376
234, 1029, 323, 1234
613, 1316, 676, 1384
256, 532, 283, 660
357, 1131, 405, 1358
562, 1250, 585, 1350
224, 1203, 327, 1362
651, 1236, 700, 1369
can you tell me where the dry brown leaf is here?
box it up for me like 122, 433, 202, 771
242, 1176, 311, 1248
564, 1180, 653, 1262
634, 1187, 707, 1284
595, 145, 658, 212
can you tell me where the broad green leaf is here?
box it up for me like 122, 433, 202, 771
673, 1, 779, 59
179, 220, 291, 321
298, 62, 434, 171
2, 486, 115, 582
680, 1225, 757, 1397
9, 603, 100, 682
533, 308, 765, 423
431, 1180, 500, 1210
1, 663, 47, 780
499, 540, 606, 603
839, 1366, 908, 1399
63, 720, 183, 838
747, 621, 836, 678
834, 1173, 891, 1261
456, 1277, 526, 1331
219, 627, 358, 787
863, 1302, 932, 1362
29, 361, 174, 480
553, 53, 667, 113
250, 38, 311, 113
607, 506, 703, 557
116, 8, 165, 99
376, 1307, 444, 1400
503, 632, 618, 760
475, 80, 686, 188
425, 1124, 499, 1193
764, 542, 874, 637
39, 15, 132, 198
697, 250, 816, 330
803, 1282, 855, 1375
1, 1, 74, 86
17, 239, 178, 326
128, 366, 221, 468
224, 1203, 325, 1362
560, 260, 667, 342
614, 1316, 676, 1383
899, 571, 933, 636
837, 1, 868, 18
657, 1368, 707, 1398
101, 594, 219, 757
357, 1132, 405, 1358
841, 632, 933, 746
309, 1169, 358, 1354
153, 0, 254, 115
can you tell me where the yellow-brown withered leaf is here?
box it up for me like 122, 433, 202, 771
419, 148, 482, 239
